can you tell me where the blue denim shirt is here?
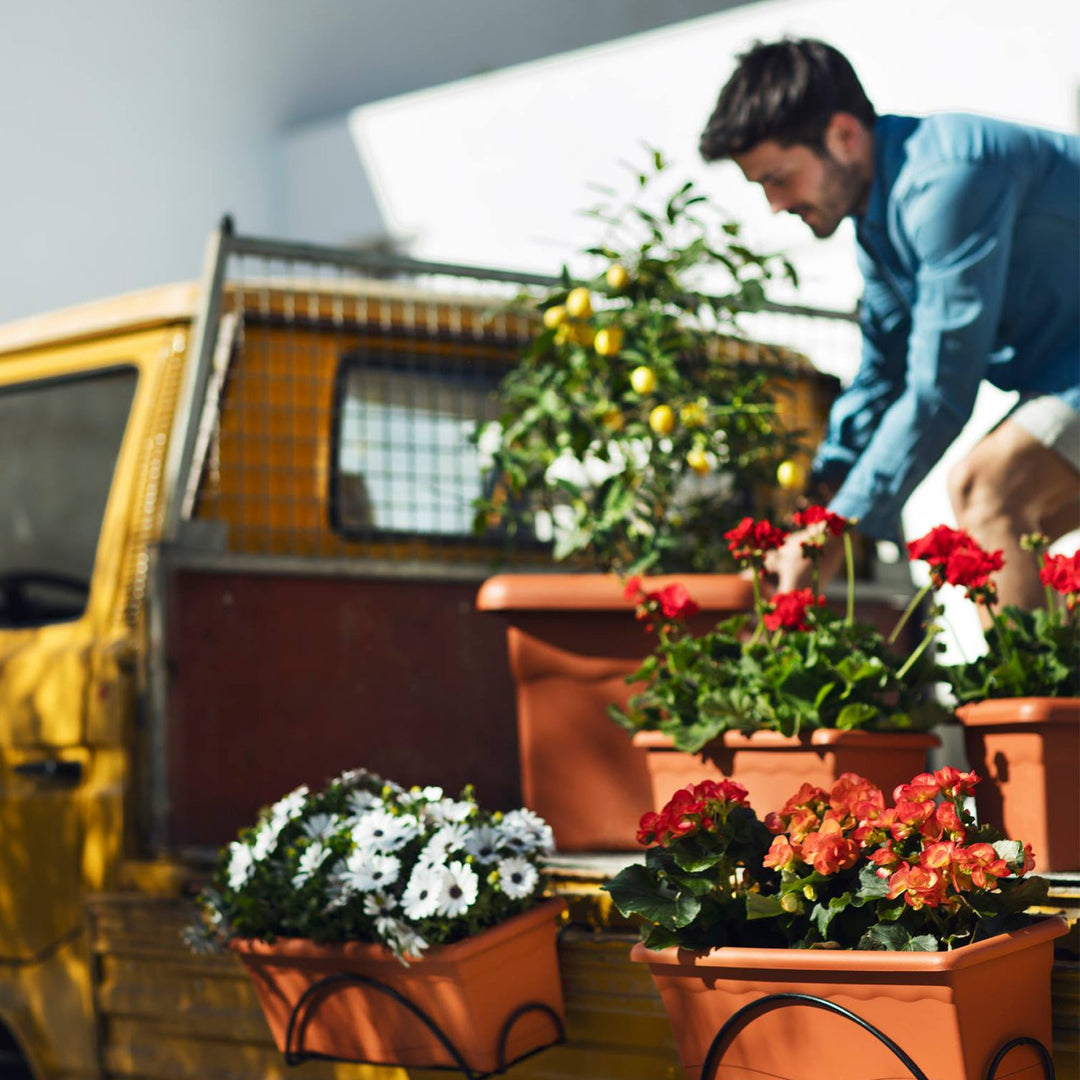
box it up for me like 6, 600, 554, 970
814, 113, 1080, 541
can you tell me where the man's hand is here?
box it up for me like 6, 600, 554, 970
764, 526, 847, 593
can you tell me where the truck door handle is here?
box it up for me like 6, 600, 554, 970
13, 759, 82, 784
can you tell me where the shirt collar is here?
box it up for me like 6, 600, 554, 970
856, 114, 920, 237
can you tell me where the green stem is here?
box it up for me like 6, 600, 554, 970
843, 531, 855, 627
896, 623, 940, 681
888, 583, 933, 647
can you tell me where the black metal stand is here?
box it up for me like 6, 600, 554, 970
700, 992, 1055, 1080
283, 971, 565, 1078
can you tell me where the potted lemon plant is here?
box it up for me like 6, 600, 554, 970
605, 770, 1063, 1080
188, 768, 565, 1071
474, 150, 835, 850
922, 528, 1080, 871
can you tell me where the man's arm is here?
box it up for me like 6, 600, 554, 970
827, 162, 1019, 541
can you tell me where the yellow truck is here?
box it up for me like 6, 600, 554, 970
0, 222, 1074, 1079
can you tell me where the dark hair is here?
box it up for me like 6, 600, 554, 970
700, 38, 876, 160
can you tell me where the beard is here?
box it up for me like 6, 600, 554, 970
798, 152, 868, 238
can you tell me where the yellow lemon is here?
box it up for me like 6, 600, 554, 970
565, 287, 593, 319
594, 326, 624, 356
648, 404, 675, 436
600, 406, 625, 432
630, 365, 658, 395
605, 264, 630, 291
686, 447, 711, 475
680, 401, 707, 428
567, 321, 595, 347
776, 459, 806, 490
542, 304, 567, 329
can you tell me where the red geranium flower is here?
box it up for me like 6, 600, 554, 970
942, 544, 1003, 592
792, 505, 848, 536
1040, 551, 1080, 596
906, 525, 977, 565
652, 583, 700, 621
763, 588, 823, 632
724, 516, 788, 562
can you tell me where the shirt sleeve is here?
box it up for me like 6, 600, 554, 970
826, 162, 1019, 541
811, 244, 910, 490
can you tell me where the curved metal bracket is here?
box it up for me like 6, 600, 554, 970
283, 970, 564, 1077
700, 992, 1055, 1080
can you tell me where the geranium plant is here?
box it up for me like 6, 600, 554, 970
474, 149, 805, 575
187, 768, 554, 963
907, 526, 1080, 701
610, 508, 947, 751
604, 769, 1047, 952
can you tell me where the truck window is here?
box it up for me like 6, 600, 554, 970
330, 348, 501, 539
0, 366, 137, 627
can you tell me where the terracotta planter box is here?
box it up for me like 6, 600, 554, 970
476, 573, 753, 851
230, 899, 566, 1070
958, 697, 1080, 872
632, 729, 940, 818
633, 916, 1067, 1080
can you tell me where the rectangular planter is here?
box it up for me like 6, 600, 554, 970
633, 916, 1068, 1080
632, 728, 940, 818
958, 697, 1080, 872
230, 899, 566, 1072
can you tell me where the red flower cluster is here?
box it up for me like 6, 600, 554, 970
636, 779, 749, 846
724, 516, 788, 563
624, 578, 701, 621
763, 587, 825, 632
763, 770, 1031, 912
1040, 551, 1080, 609
907, 526, 1004, 602
792, 505, 848, 536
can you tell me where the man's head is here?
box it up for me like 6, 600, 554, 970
700, 39, 876, 238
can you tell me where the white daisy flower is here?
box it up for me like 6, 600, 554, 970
386, 921, 429, 960
418, 785, 444, 801
346, 790, 381, 818
292, 841, 330, 887
464, 825, 502, 864
301, 813, 342, 841
401, 865, 443, 920
250, 817, 286, 862
419, 823, 470, 867
227, 842, 256, 891
362, 891, 398, 919
340, 851, 401, 893
500, 809, 554, 854
425, 798, 474, 826
497, 856, 538, 900
351, 810, 417, 853
437, 860, 479, 918
270, 785, 309, 828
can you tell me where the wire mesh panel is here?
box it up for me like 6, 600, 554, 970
182, 231, 859, 573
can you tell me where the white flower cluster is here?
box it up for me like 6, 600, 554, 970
216, 771, 554, 961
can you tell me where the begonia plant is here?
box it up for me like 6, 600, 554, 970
604, 769, 1048, 952
187, 769, 554, 964
906, 526, 1080, 702
610, 508, 948, 751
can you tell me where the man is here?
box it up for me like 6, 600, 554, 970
700, 38, 1079, 610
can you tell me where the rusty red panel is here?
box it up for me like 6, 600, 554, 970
164, 570, 519, 848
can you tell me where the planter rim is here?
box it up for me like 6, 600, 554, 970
629, 915, 1067, 974
631, 729, 941, 751
956, 696, 1080, 727
229, 897, 565, 964
476, 572, 753, 613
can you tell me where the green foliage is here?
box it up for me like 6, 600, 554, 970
474, 149, 803, 575
611, 605, 947, 749
946, 604, 1080, 702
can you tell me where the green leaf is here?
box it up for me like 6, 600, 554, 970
601, 865, 701, 929
745, 892, 785, 920
836, 702, 878, 730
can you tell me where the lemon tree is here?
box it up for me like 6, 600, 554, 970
475, 149, 805, 575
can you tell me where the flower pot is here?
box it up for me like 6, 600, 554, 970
632, 729, 940, 817
476, 573, 754, 851
957, 697, 1080, 872
230, 898, 566, 1070
632, 916, 1068, 1080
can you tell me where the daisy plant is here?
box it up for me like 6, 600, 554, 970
611, 507, 948, 751
188, 769, 554, 964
